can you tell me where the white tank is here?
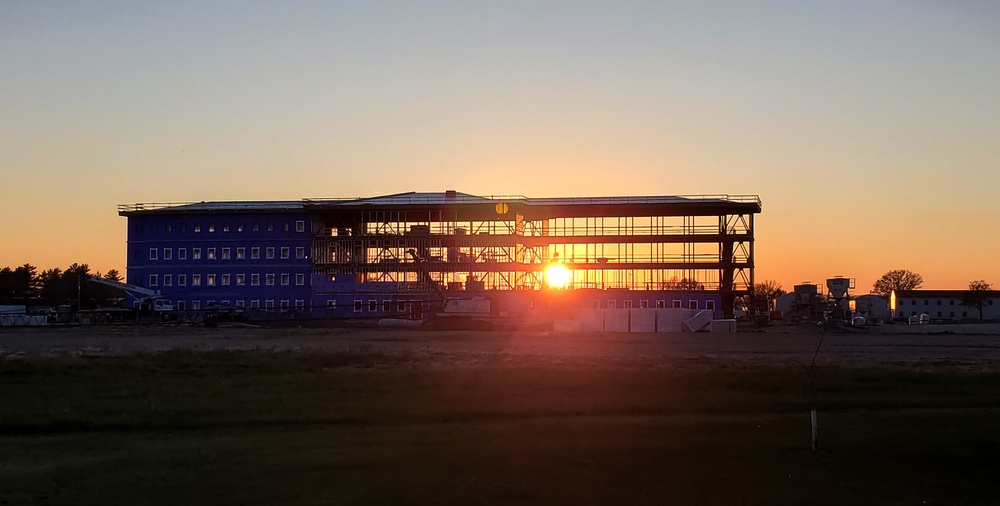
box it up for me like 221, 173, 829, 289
827, 277, 851, 301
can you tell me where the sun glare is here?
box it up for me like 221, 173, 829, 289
545, 263, 572, 289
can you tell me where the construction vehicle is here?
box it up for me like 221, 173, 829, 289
87, 275, 176, 321
405, 248, 495, 329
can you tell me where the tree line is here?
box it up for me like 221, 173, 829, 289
0, 263, 125, 309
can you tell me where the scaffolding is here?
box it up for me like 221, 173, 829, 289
305, 193, 761, 316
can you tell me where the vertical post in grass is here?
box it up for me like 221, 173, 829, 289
810, 409, 818, 451
805, 327, 826, 451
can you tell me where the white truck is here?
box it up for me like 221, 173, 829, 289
87, 275, 175, 320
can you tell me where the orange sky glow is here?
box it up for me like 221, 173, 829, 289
2, 1, 999, 294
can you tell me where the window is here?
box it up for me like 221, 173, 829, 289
253, 223, 260, 232
251, 300, 260, 308
151, 223, 158, 232
194, 224, 202, 233
180, 224, 187, 233
237, 247, 245, 260
236, 300, 245, 307
266, 247, 275, 259
328, 300, 337, 309
281, 247, 290, 259
937, 300, 941, 305
207, 274, 216, 286
296, 220, 305, 232
164, 274, 172, 286
251, 273, 260, 286
283, 222, 290, 232
178, 248, 187, 260
591, 300, 600, 309
178, 274, 187, 286
689, 300, 698, 309
382, 300, 391, 312
280, 300, 290, 310
266, 273, 275, 286
623, 300, 633, 309
924, 300, 928, 305
937, 311, 942, 317
397, 301, 406, 311
208, 224, 215, 232
150, 248, 158, 261
134, 250, 141, 261
236, 274, 245, 286
207, 248, 216, 260
177, 300, 186, 310
950, 300, 955, 305
192, 301, 200, 310
354, 300, 363, 312
238, 223, 245, 232
166, 224, 172, 233
656, 300, 665, 308
369, 299, 378, 312
672, 300, 682, 308
149, 274, 158, 286
192, 274, 201, 286
163, 248, 172, 260
295, 273, 305, 286
251, 247, 260, 259
281, 273, 290, 286
295, 299, 304, 309
707, 300, 716, 311
950, 312, 955, 317
639, 300, 649, 309
193, 248, 201, 260
222, 248, 230, 260
223, 223, 230, 232
266, 299, 275, 308
267, 223, 274, 232
295, 247, 305, 259
911, 300, 916, 305
221, 274, 230, 286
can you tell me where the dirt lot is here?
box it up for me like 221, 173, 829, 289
2, 324, 999, 370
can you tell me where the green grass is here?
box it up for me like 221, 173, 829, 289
1, 351, 998, 505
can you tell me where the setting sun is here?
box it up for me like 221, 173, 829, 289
545, 263, 572, 289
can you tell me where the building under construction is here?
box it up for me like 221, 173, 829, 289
120, 191, 761, 321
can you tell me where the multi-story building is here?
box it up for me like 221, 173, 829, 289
120, 191, 762, 319
123, 202, 314, 312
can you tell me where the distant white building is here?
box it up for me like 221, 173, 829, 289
853, 294, 890, 322
891, 290, 1000, 321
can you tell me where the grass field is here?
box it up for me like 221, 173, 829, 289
2, 350, 998, 505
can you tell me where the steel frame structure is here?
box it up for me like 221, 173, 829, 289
305, 193, 761, 317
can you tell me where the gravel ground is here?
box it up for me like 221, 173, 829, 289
2, 324, 999, 370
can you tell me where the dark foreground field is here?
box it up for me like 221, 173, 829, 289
2, 347, 999, 506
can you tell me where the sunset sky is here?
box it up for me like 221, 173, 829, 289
2, 0, 998, 293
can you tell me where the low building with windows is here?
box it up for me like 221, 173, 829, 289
890, 290, 1000, 322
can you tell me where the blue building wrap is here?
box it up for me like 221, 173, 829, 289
126, 211, 313, 311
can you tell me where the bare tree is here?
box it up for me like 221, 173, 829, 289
754, 279, 786, 310
872, 269, 923, 299
962, 280, 993, 322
